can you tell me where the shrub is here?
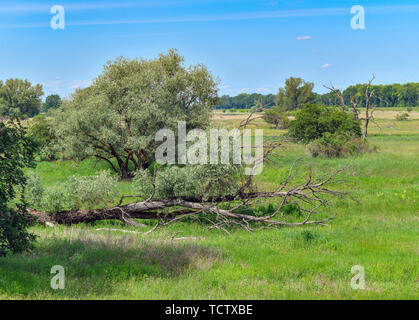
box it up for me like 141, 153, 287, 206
288, 104, 362, 143
308, 132, 371, 158
25, 172, 44, 209
230, 108, 237, 113
0, 119, 38, 256
263, 106, 290, 129
26, 171, 119, 212
395, 112, 409, 121
133, 164, 240, 201
0, 204, 37, 256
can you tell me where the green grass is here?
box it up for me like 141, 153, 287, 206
1, 116, 418, 300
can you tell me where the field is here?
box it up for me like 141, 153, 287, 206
0, 111, 418, 300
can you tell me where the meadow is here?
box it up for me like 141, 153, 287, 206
0, 111, 418, 300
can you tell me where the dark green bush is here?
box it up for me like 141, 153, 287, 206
288, 104, 362, 143
0, 204, 37, 256
0, 119, 38, 256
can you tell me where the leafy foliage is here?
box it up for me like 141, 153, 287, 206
0, 120, 38, 256
277, 77, 314, 111
0, 79, 44, 118
288, 104, 362, 143
27, 114, 60, 160
133, 164, 241, 201
26, 171, 119, 212
42, 94, 62, 113
53, 50, 219, 179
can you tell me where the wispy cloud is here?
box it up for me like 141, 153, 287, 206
3, 4, 419, 29
296, 35, 312, 40
238, 87, 273, 94
321, 64, 331, 69
43, 79, 91, 97
0, 2, 172, 14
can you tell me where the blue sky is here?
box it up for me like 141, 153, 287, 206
1, 0, 419, 98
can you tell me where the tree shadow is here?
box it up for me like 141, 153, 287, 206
0, 230, 220, 299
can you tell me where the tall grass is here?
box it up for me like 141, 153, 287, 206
1, 115, 418, 299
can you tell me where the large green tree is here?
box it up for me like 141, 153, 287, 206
0, 79, 44, 118
54, 50, 219, 179
276, 77, 314, 110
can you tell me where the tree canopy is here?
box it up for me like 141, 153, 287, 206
276, 77, 314, 111
43, 94, 62, 112
53, 50, 219, 179
0, 79, 44, 118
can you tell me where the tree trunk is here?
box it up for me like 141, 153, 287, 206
363, 118, 369, 139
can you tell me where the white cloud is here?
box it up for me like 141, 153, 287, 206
237, 87, 272, 94
42, 79, 91, 96
256, 87, 270, 93
321, 64, 331, 69
296, 35, 312, 40
70, 80, 91, 90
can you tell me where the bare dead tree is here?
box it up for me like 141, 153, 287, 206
362, 74, 378, 139
324, 75, 381, 136
323, 84, 346, 112
350, 96, 360, 121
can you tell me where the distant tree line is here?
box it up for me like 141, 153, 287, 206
217, 81, 419, 110
215, 93, 276, 110
316, 83, 419, 108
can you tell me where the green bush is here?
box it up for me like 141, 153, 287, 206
308, 133, 371, 158
0, 119, 38, 256
133, 164, 240, 201
26, 171, 119, 212
0, 204, 37, 256
288, 104, 361, 143
395, 112, 409, 121
263, 106, 290, 129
